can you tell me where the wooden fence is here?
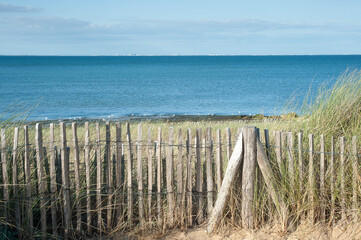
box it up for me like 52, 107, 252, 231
0, 122, 360, 238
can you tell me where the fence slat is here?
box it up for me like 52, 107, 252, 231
24, 126, 33, 236
36, 123, 47, 237
330, 136, 335, 225
72, 122, 82, 232
156, 127, 162, 227
206, 127, 214, 215
177, 128, 183, 226
187, 128, 193, 226
137, 124, 144, 226
166, 127, 175, 226
115, 122, 123, 225
264, 129, 270, 159
352, 136, 358, 222
275, 131, 282, 172
12, 127, 21, 231
49, 123, 58, 236
195, 129, 203, 224
298, 132, 303, 191
60, 122, 71, 238
340, 136, 346, 220
126, 122, 133, 224
287, 132, 294, 185
147, 126, 153, 222
84, 122, 92, 233
320, 134, 325, 223
106, 122, 113, 230
308, 134, 314, 221
216, 129, 223, 193
226, 128, 231, 161
96, 122, 103, 231
1, 129, 9, 220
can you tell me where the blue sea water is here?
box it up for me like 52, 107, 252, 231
1, 55, 361, 121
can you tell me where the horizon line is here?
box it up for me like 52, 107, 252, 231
1, 54, 361, 57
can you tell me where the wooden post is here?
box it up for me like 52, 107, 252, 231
226, 128, 231, 161
352, 136, 358, 222
298, 132, 303, 191
24, 126, 33, 236
49, 123, 58, 236
156, 127, 162, 227
320, 134, 325, 223
287, 132, 295, 185
275, 131, 282, 172
72, 122, 82, 232
115, 122, 123, 226
328, 136, 335, 225
60, 122, 71, 237
187, 128, 193, 226
177, 128, 183, 226
206, 132, 244, 233
264, 129, 270, 159
241, 126, 256, 229
126, 122, 133, 224
96, 122, 103, 231
105, 122, 113, 230
147, 126, 153, 222
216, 129, 223, 192
340, 136, 346, 220
308, 134, 314, 221
166, 127, 175, 226
36, 123, 47, 237
195, 129, 203, 224
84, 122, 92, 233
12, 127, 21, 231
1, 129, 9, 220
137, 124, 145, 226
206, 127, 214, 215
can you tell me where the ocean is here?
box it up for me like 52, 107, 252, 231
1, 55, 361, 121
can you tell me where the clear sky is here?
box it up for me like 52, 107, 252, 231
1, 0, 361, 55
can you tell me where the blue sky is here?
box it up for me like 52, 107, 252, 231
1, 0, 361, 55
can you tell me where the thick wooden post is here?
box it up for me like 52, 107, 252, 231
166, 127, 175, 226
96, 123, 103, 231
241, 126, 257, 229
126, 122, 133, 224
195, 129, 203, 224
207, 132, 244, 233
60, 122, 71, 238
36, 123, 47, 237
72, 122, 82, 232
49, 123, 58, 236
24, 126, 33, 236
137, 124, 145, 226
206, 127, 214, 215
84, 122, 92, 233
12, 127, 21, 231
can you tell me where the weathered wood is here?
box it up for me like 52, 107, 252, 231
275, 131, 282, 172
308, 134, 314, 221
84, 122, 92, 233
12, 127, 21, 231
287, 132, 295, 185
320, 134, 325, 222
126, 122, 133, 224
352, 136, 358, 222
156, 127, 162, 226
187, 128, 193, 226
340, 136, 346, 220
177, 128, 184, 226
330, 136, 335, 225
96, 122, 103, 231
195, 129, 203, 224
147, 126, 153, 222
72, 122, 82, 232
298, 132, 303, 190
36, 123, 47, 237
60, 122, 71, 238
49, 123, 58, 236
1, 129, 9, 220
166, 127, 175, 226
256, 137, 288, 231
115, 122, 123, 225
105, 121, 113, 230
24, 125, 33, 236
264, 129, 270, 159
216, 129, 223, 192
206, 132, 244, 233
241, 126, 256, 229
137, 124, 145, 226
206, 127, 214, 215
226, 128, 231, 161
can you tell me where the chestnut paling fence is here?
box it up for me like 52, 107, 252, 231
0, 122, 360, 238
